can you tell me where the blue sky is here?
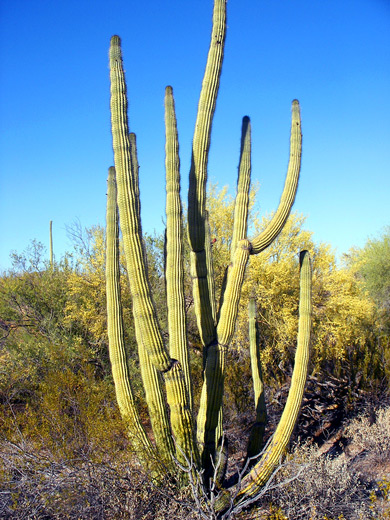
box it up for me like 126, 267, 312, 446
1, 0, 389, 271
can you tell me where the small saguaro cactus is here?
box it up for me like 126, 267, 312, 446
49, 220, 53, 269
106, 0, 312, 514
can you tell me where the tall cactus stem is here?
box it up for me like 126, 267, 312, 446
137, 339, 175, 467
205, 210, 217, 324
231, 116, 252, 261
164, 85, 192, 409
164, 86, 198, 464
246, 298, 267, 462
109, 35, 171, 372
164, 360, 199, 468
188, 0, 226, 347
251, 100, 302, 255
105, 167, 161, 473
219, 250, 312, 510
197, 240, 251, 474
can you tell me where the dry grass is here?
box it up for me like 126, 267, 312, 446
0, 438, 196, 520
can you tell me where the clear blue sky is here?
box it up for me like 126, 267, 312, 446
1, 0, 389, 271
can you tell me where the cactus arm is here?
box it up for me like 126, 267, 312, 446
109, 35, 171, 372
235, 250, 312, 502
246, 298, 267, 461
188, 0, 227, 347
216, 240, 251, 347
205, 210, 217, 324
164, 361, 199, 467
250, 100, 302, 255
215, 251, 311, 512
137, 340, 176, 467
164, 86, 192, 408
105, 167, 160, 470
196, 118, 251, 466
196, 341, 225, 476
164, 86, 198, 464
197, 240, 251, 473
230, 116, 252, 262
190, 249, 216, 347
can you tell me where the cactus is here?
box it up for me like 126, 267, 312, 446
246, 298, 267, 463
49, 220, 53, 269
106, 0, 311, 513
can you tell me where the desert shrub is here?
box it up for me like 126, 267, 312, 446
261, 405, 390, 520
263, 445, 371, 520
1, 353, 128, 463
345, 406, 390, 459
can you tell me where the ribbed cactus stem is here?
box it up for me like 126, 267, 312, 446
251, 100, 302, 255
231, 116, 251, 262
164, 86, 198, 465
196, 341, 225, 474
205, 210, 217, 324
164, 361, 199, 468
164, 86, 192, 408
106, 1, 310, 510
137, 340, 175, 467
217, 240, 251, 346
109, 35, 171, 372
197, 240, 251, 474
105, 167, 160, 472
219, 250, 312, 510
188, 0, 226, 347
246, 298, 267, 462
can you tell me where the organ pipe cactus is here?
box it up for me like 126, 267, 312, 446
106, 0, 311, 513
246, 298, 267, 463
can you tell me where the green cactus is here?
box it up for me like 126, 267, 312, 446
105, 167, 164, 472
106, 0, 311, 514
246, 297, 267, 463
49, 220, 53, 269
